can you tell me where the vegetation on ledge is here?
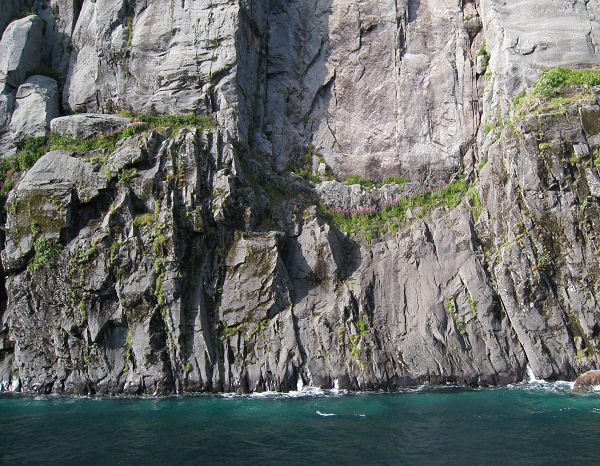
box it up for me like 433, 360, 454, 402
481, 67, 600, 141
0, 114, 216, 197
319, 179, 469, 240
345, 174, 410, 188
534, 67, 600, 97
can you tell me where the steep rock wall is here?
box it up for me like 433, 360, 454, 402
2, 0, 600, 394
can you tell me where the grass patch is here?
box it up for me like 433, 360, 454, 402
133, 213, 154, 228
0, 136, 48, 195
477, 157, 489, 174
320, 179, 468, 239
382, 175, 410, 185
345, 174, 374, 188
118, 168, 138, 183
534, 67, 600, 98
137, 114, 215, 131
357, 321, 368, 336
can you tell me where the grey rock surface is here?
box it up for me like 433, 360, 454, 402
9, 74, 59, 141
62, 0, 256, 141
220, 231, 291, 327
2, 150, 107, 272
0, 15, 44, 90
479, 0, 600, 155
50, 113, 131, 140
262, 0, 482, 180
3, 91, 599, 394
3, 1, 600, 395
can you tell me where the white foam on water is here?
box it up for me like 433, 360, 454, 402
240, 385, 333, 400
527, 365, 542, 383
248, 390, 281, 398
296, 375, 304, 392
316, 411, 336, 417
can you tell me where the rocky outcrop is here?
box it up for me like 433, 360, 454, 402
4, 86, 600, 394
0, 15, 44, 90
9, 75, 59, 141
573, 370, 600, 392
480, 0, 600, 123
50, 113, 131, 140
1, 125, 518, 393
62, 0, 250, 132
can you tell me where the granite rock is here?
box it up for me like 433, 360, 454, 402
9, 74, 59, 141
50, 113, 131, 140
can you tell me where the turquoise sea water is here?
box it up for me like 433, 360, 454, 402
1, 381, 600, 465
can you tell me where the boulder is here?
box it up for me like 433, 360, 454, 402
573, 370, 600, 392
50, 113, 131, 140
0, 15, 44, 90
9, 75, 59, 141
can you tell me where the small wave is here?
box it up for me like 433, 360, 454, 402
316, 411, 336, 417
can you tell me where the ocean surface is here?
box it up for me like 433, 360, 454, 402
2, 379, 600, 465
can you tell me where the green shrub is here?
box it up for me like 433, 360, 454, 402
133, 213, 154, 227
382, 175, 410, 186
28, 238, 62, 272
345, 174, 374, 188
476, 42, 490, 74
534, 67, 600, 97
357, 321, 368, 336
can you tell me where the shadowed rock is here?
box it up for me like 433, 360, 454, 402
0, 15, 44, 90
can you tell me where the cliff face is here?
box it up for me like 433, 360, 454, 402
1, 0, 600, 394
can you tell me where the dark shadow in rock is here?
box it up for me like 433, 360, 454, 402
67, 188, 115, 243
408, 0, 421, 23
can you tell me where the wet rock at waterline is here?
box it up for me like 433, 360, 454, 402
573, 371, 600, 392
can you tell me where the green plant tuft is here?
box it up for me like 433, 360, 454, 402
476, 42, 490, 74
534, 67, 600, 97
28, 239, 62, 272
345, 174, 374, 188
